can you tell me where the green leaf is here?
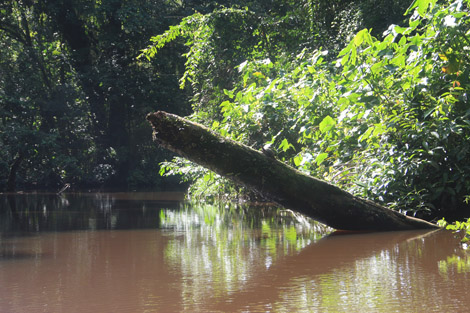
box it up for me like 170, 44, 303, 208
316, 153, 328, 165
279, 138, 293, 152
319, 116, 336, 133
407, 0, 437, 17
405, 0, 419, 15
203, 173, 212, 182
359, 126, 374, 142
294, 155, 303, 166
353, 29, 371, 46
223, 89, 235, 99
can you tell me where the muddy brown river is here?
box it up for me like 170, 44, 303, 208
0, 193, 469, 312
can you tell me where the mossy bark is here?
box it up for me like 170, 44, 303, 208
147, 111, 439, 231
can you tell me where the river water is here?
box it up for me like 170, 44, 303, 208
0, 192, 469, 313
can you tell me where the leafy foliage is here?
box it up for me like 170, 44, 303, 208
0, 0, 191, 190
149, 0, 470, 219
1, 0, 412, 192
438, 217, 470, 244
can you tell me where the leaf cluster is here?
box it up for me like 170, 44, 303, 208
154, 0, 470, 218
438, 217, 470, 244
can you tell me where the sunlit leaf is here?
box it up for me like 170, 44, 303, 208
315, 153, 328, 165
294, 155, 303, 166
319, 116, 336, 133
279, 139, 293, 152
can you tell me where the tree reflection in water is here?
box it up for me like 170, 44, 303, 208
158, 204, 470, 313
0, 193, 469, 313
159, 202, 330, 310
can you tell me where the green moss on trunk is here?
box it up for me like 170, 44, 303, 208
147, 111, 439, 231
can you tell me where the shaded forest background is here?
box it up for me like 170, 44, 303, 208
1, 0, 469, 220
0, 0, 408, 191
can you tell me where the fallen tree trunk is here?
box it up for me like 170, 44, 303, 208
147, 111, 439, 231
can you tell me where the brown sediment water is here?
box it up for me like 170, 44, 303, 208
0, 193, 468, 313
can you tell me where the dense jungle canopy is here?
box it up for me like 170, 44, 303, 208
1, 0, 470, 221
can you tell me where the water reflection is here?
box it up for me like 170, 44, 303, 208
0, 193, 469, 313
0, 192, 184, 234
160, 203, 327, 312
